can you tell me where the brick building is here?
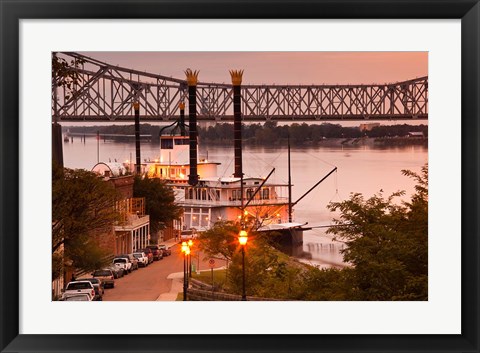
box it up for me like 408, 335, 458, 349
92, 162, 150, 254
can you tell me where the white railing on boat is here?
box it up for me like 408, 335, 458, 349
177, 197, 289, 207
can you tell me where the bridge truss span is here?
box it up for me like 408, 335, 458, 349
52, 52, 428, 122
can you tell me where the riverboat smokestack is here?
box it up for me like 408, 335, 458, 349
133, 101, 141, 174
230, 70, 244, 178
179, 101, 186, 136
185, 69, 199, 186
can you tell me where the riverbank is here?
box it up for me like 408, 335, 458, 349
199, 136, 428, 148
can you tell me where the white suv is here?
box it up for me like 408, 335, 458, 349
62, 281, 95, 301
113, 257, 132, 273
133, 252, 149, 267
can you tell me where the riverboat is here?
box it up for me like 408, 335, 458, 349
139, 132, 291, 233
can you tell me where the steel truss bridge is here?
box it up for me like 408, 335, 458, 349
52, 52, 428, 122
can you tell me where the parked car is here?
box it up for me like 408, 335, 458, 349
92, 269, 115, 288
62, 293, 92, 301
105, 264, 124, 279
140, 248, 154, 264
113, 257, 132, 273
158, 244, 171, 256
83, 278, 104, 300
133, 252, 149, 267
180, 229, 197, 242
146, 245, 163, 261
62, 281, 96, 301
116, 254, 139, 270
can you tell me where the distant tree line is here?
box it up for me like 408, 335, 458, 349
67, 122, 428, 146
199, 122, 428, 146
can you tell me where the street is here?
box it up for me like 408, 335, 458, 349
102, 241, 227, 301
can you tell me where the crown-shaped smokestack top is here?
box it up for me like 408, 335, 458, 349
229, 70, 244, 86
185, 68, 199, 86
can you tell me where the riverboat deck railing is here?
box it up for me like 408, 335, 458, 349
178, 197, 289, 208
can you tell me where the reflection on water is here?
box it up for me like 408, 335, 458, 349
302, 241, 347, 269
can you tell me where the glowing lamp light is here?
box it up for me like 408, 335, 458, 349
244, 210, 248, 216
188, 239, 193, 247
238, 230, 248, 246
181, 242, 188, 253
185, 248, 191, 255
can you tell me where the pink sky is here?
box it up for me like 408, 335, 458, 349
79, 52, 427, 86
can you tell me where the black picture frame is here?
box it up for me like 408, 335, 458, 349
1, 1, 479, 352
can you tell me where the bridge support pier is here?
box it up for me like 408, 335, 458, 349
52, 122, 64, 168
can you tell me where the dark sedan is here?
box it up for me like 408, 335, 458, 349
146, 245, 163, 261
159, 244, 171, 256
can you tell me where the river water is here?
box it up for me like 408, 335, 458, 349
63, 135, 428, 268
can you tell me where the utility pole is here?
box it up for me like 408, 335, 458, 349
133, 101, 141, 174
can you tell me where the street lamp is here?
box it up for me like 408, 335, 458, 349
188, 239, 193, 277
181, 241, 189, 301
238, 229, 248, 301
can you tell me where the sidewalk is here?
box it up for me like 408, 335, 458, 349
156, 267, 227, 301
156, 271, 183, 301
155, 237, 229, 301
161, 237, 180, 248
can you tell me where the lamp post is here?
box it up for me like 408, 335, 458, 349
188, 239, 193, 277
181, 241, 189, 301
238, 229, 248, 301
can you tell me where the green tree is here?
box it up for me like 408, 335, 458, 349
52, 163, 121, 276
197, 220, 240, 262
301, 267, 354, 301
52, 53, 85, 100
133, 176, 183, 236
326, 164, 428, 300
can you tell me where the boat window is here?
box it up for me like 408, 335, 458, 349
246, 188, 254, 200
262, 188, 270, 200
175, 138, 189, 145
161, 138, 173, 149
